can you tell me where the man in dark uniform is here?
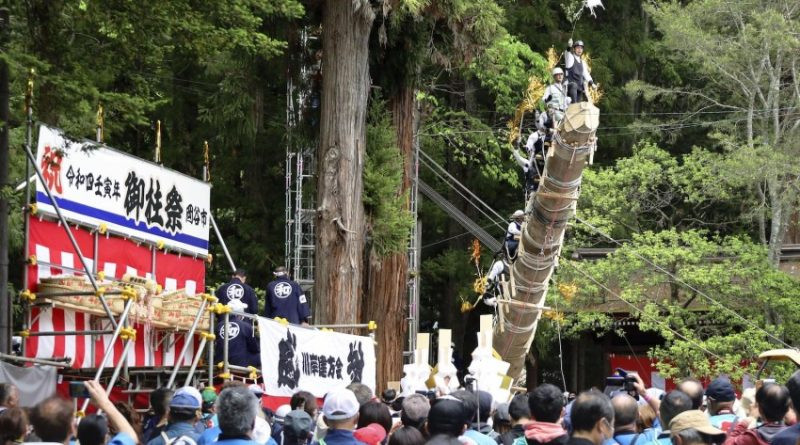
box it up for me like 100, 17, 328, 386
214, 299, 260, 368
265, 266, 311, 326
215, 268, 258, 315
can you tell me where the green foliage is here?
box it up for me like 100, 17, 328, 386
560, 227, 800, 379
469, 34, 549, 116
364, 97, 415, 257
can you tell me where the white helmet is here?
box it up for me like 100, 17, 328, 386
552, 67, 564, 76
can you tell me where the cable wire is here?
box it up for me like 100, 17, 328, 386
561, 259, 723, 360
573, 215, 796, 350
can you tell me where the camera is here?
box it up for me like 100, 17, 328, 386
603, 368, 637, 398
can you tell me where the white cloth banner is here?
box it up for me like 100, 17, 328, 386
34, 125, 211, 255
258, 317, 376, 397
0, 361, 57, 407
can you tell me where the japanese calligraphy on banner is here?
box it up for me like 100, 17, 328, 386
259, 317, 376, 398
35, 125, 211, 255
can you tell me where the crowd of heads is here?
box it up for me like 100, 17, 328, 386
5, 369, 800, 445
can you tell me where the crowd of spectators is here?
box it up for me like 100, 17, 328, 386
3, 370, 800, 445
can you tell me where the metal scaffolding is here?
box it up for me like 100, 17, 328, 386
284, 26, 318, 298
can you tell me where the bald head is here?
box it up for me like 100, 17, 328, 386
611, 394, 639, 430
677, 379, 704, 410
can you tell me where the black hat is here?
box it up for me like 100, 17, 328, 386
78, 414, 108, 445
705, 377, 735, 402
428, 398, 467, 436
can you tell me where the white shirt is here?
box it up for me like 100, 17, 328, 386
487, 260, 507, 281
507, 221, 522, 237
565, 51, 594, 84
512, 149, 530, 172
541, 83, 571, 110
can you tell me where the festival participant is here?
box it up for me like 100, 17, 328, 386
498, 394, 530, 445
358, 401, 393, 435
669, 411, 726, 445
215, 386, 261, 445
27, 381, 137, 445
656, 391, 693, 445
608, 394, 658, 445
388, 426, 425, 445
0, 408, 28, 445
765, 371, 800, 445
451, 390, 496, 445
541, 68, 570, 127
216, 268, 259, 315
400, 393, 430, 434
725, 383, 789, 445
677, 380, 705, 411
705, 378, 738, 431
514, 384, 567, 445
425, 397, 468, 442
265, 267, 310, 326
147, 387, 203, 445
0, 383, 19, 412
567, 391, 614, 445
311, 388, 362, 445
505, 211, 525, 259
144, 388, 175, 443
565, 40, 594, 104
214, 299, 261, 368
347, 383, 375, 407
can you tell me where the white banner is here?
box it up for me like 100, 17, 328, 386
34, 125, 211, 255
258, 317, 376, 398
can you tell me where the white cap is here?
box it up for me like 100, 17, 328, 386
175, 386, 203, 407
511, 210, 525, 219
323, 388, 360, 420
253, 417, 272, 444
226, 299, 248, 312
552, 67, 564, 76
274, 404, 292, 424
248, 384, 265, 397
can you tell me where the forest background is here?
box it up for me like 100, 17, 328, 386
2, 0, 799, 388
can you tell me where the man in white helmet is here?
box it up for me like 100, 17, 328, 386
504, 210, 525, 259
541, 67, 571, 129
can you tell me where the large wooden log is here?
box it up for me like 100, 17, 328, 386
493, 102, 600, 379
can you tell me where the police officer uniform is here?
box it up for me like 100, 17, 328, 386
265, 267, 311, 325
214, 300, 260, 368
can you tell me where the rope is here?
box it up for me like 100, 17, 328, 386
562, 259, 723, 360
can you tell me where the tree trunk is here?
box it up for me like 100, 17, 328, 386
767, 177, 787, 267
364, 87, 416, 391
314, 1, 374, 328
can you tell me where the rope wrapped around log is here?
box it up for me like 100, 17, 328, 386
494, 102, 600, 380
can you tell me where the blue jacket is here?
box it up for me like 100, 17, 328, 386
214, 317, 261, 368
216, 278, 259, 315
146, 421, 202, 445
265, 277, 310, 324
311, 429, 365, 445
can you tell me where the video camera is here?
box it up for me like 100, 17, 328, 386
603, 368, 637, 398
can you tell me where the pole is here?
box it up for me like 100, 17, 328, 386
81, 298, 134, 413
0, 8, 10, 354
166, 297, 210, 388
209, 213, 236, 272
20, 125, 117, 329
21, 70, 34, 358
183, 335, 209, 387
208, 311, 215, 383
223, 312, 230, 377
